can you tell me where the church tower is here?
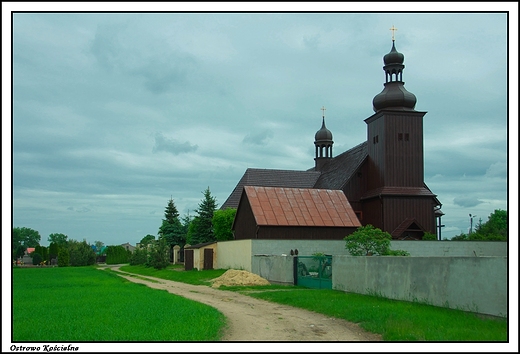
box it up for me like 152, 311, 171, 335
314, 106, 333, 171
361, 32, 438, 239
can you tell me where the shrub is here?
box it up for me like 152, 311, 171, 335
31, 253, 42, 265
422, 232, 437, 240
382, 249, 410, 256
105, 245, 130, 264
345, 225, 392, 256
57, 248, 69, 267
130, 247, 148, 265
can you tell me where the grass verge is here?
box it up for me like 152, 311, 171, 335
13, 266, 226, 341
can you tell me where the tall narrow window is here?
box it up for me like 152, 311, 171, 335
405, 133, 409, 141
398, 133, 403, 141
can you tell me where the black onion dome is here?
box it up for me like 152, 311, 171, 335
372, 82, 417, 111
383, 41, 404, 65
315, 117, 333, 141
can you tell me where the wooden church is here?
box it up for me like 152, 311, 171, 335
222, 38, 443, 241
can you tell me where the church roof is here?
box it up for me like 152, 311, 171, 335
312, 141, 368, 189
220, 168, 321, 209
242, 186, 361, 227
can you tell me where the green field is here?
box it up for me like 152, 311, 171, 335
12, 267, 226, 341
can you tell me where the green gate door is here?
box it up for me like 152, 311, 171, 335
295, 255, 332, 289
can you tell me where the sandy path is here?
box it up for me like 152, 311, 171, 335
108, 267, 382, 342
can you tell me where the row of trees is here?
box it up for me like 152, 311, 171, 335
11, 227, 131, 266
135, 187, 236, 270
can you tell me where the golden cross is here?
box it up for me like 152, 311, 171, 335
390, 25, 397, 41
321, 106, 326, 117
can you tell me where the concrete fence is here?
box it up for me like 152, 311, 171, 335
333, 255, 507, 318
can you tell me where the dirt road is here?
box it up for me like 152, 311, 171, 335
109, 267, 382, 342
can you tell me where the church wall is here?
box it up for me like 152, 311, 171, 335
360, 198, 383, 230
383, 197, 436, 236
257, 226, 356, 240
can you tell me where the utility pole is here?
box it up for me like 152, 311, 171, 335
469, 214, 477, 234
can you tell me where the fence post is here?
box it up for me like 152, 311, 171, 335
293, 256, 298, 286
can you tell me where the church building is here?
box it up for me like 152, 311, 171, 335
223, 38, 443, 240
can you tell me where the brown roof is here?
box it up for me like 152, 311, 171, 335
220, 168, 321, 209
312, 141, 368, 189
243, 186, 361, 227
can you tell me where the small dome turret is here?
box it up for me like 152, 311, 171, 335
315, 117, 333, 141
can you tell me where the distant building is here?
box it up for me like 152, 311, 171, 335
223, 39, 442, 240
121, 242, 136, 253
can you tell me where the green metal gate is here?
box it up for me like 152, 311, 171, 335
294, 255, 332, 289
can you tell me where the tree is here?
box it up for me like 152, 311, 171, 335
345, 225, 392, 256
57, 247, 69, 267
158, 198, 186, 248
68, 239, 96, 266
189, 187, 218, 245
105, 245, 130, 264
12, 227, 41, 250
130, 247, 148, 265
212, 208, 236, 241
148, 236, 169, 270
48, 242, 59, 261
472, 209, 507, 241
140, 234, 156, 247
32, 253, 43, 265
48, 233, 68, 247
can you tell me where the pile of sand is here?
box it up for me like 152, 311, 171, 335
210, 269, 270, 288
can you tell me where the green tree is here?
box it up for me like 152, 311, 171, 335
48, 233, 68, 247
344, 225, 392, 256
31, 253, 43, 265
158, 198, 186, 248
140, 234, 156, 247
68, 239, 96, 266
472, 209, 507, 241
148, 236, 169, 270
49, 242, 59, 261
189, 187, 218, 245
57, 247, 69, 267
12, 227, 41, 250
130, 247, 148, 265
212, 208, 236, 241
105, 245, 130, 264
422, 232, 437, 240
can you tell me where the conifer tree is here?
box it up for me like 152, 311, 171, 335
190, 187, 218, 244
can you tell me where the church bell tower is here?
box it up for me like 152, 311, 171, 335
314, 106, 333, 171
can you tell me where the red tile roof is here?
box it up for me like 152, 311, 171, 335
244, 186, 361, 227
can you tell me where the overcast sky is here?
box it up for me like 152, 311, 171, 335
5, 4, 517, 248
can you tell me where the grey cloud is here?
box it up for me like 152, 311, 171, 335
242, 129, 274, 146
453, 196, 483, 208
67, 206, 92, 213
152, 133, 198, 155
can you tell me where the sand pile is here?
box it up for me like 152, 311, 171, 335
210, 269, 270, 288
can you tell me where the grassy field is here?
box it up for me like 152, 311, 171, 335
12, 266, 226, 341
123, 265, 508, 342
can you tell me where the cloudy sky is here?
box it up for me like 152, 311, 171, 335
5, 4, 516, 248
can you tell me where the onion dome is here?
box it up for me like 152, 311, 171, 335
372, 40, 417, 112
315, 117, 333, 142
383, 41, 404, 65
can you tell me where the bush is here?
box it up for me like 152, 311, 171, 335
130, 247, 148, 265
422, 232, 437, 240
68, 240, 96, 266
31, 253, 43, 265
57, 248, 69, 267
345, 225, 392, 256
382, 249, 410, 256
105, 245, 130, 264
